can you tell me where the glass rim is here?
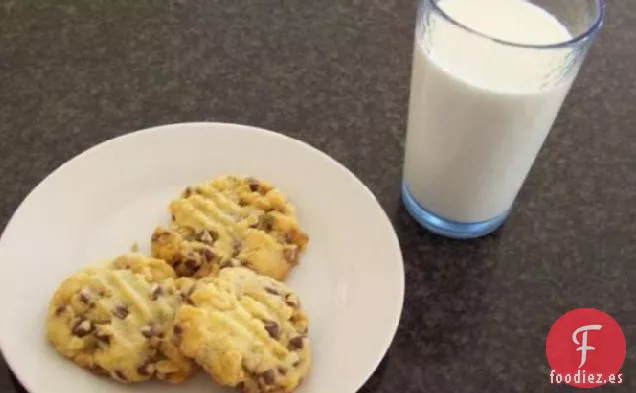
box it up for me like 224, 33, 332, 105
429, 0, 605, 49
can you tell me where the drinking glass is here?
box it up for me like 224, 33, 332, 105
401, 0, 605, 239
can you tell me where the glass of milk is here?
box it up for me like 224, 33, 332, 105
401, 0, 604, 239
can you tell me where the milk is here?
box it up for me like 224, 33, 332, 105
403, 0, 577, 223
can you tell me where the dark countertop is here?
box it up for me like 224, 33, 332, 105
0, 1, 634, 392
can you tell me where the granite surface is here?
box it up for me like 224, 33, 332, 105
0, 1, 634, 392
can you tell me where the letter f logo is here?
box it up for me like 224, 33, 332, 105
572, 324, 602, 369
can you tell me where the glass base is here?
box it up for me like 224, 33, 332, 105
401, 184, 509, 239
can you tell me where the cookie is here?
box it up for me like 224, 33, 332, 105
152, 175, 309, 280
46, 253, 194, 384
173, 267, 311, 393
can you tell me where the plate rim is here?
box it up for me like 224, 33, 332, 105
0, 121, 405, 393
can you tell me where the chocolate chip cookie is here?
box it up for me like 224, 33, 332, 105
46, 253, 194, 384
173, 267, 311, 393
152, 175, 309, 281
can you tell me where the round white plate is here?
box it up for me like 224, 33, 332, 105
0, 122, 404, 393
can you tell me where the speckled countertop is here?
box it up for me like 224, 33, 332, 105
0, 1, 634, 392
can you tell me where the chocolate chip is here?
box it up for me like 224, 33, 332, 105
94, 330, 111, 345
284, 233, 294, 244
137, 361, 153, 376
247, 178, 270, 195
220, 258, 234, 269
113, 304, 129, 319
71, 319, 94, 337
199, 229, 219, 243
200, 248, 215, 262
260, 214, 274, 232
285, 294, 299, 308
54, 305, 67, 316
277, 367, 287, 375
292, 360, 301, 368
184, 258, 200, 274
289, 336, 304, 349
114, 370, 128, 381
246, 178, 260, 192
151, 231, 169, 242
265, 287, 279, 295
89, 364, 106, 374
232, 240, 242, 257
151, 284, 164, 300
79, 289, 93, 305
137, 365, 151, 376
183, 187, 193, 197
171, 251, 184, 267
198, 230, 215, 245
173, 325, 182, 337
180, 284, 196, 304
264, 321, 280, 339
141, 324, 161, 338
262, 369, 275, 385
171, 214, 175, 221
284, 247, 299, 265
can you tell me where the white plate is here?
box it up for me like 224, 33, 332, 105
0, 122, 404, 393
